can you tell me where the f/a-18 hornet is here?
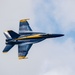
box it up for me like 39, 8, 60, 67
3, 19, 64, 59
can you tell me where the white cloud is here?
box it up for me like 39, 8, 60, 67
0, 0, 35, 32
0, 0, 75, 75
33, 0, 75, 32
52, 0, 75, 32
42, 67, 72, 75
38, 38, 75, 75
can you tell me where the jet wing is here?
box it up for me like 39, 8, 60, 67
19, 19, 32, 34
3, 44, 14, 53
18, 43, 32, 59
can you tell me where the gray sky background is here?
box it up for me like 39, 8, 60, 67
0, 0, 75, 75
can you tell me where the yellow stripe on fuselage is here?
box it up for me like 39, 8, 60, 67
17, 34, 42, 40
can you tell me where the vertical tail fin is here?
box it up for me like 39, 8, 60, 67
4, 30, 20, 39
4, 31, 11, 39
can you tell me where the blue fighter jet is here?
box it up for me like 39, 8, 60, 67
3, 19, 64, 59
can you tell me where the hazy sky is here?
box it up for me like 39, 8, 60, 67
0, 0, 75, 75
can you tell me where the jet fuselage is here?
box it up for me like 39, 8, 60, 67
6, 32, 64, 45
3, 19, 64, 59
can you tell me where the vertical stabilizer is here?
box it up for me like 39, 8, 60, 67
4, 30, 20, 39
4, 31, 11, 39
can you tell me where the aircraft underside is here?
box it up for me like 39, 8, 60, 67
3, 19, 64, 59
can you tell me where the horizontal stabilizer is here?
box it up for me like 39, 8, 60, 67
3, 44, 14, 53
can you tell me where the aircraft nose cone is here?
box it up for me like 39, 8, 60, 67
56, 34, 64, 37
44, 34, 64, 38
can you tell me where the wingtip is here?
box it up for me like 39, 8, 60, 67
19, 56, 28, 60
3, 52, 7, 53
20, 18, 30, 22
